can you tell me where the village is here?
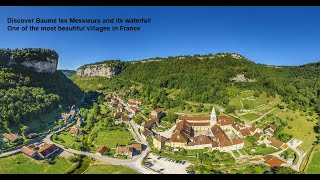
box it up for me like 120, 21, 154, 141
98, 92, 304, 172
0, 91, 304, 174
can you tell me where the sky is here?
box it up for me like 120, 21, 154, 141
0, 6, 320, 70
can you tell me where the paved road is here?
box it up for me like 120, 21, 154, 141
153, 124, 176, 139
0, 107, 79, 158
1, 100, 157, 174
289, 147, 304, 171
44, 132, 157, 174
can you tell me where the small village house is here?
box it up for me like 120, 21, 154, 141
3, 133, 21, 142
129, 107, 139, 116
76, 117, 83, 127
142, 128, 153, 141
37, 144, 60, 159
263, 155, 286, 167
96, 146, 110, 156
20, 145, 38, 158
267, 137, 288, 149
153, 134, 167, 150
116, 146, 134, 158
151, 108, 163, 119
128, 143, 143, 154
69, 126, 80, 136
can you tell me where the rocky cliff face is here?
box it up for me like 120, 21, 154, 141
76, 65, 121, 78
9, 58, 58, 74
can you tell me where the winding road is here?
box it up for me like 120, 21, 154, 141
1, 101, 157, 174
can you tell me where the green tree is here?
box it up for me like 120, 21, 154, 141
225, 105, 236, 114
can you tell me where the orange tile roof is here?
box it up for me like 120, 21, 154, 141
175, 120, 192, 136
211, 140, 220, 147
263, 155, 273, 161
21, 146, 37, 157
231, 123, 245, 131
253, 132, 262, 139
116, 146, 133, 154
96, 146, 110, 154
69, 127, 79, 134
128, 143, 143, 151
194, 135, 212, 145
217, 115, 235, 126
4, 133, 20, 141
38, 144, 59, 157
240, 128, 251, 137
169, 130, 189, 143
178, 116, 210, 121
232, 137, 244, 145
250, 126, 257, 132
188, 122, 210, 127
263, 155, 286, 167
268, 137, 286, 149
122, 115, 129, 121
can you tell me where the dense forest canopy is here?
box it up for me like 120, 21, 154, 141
76, 53, 320, 115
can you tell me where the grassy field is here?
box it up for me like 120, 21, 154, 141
252, 147, 279, 155
229, 91, 254, 110
53, 131, 83, 150
306, 145, 320, 174
93, 129, 132, 148
241, 113, 261, 121
277, 109, 317, 153
229, 91, 281, 114
242, 97, 268, 110
0, 153, 76, 174
84, 164, 138, 174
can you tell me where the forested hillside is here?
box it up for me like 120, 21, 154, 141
114, 53, 320, 114
0, 49, 82, 130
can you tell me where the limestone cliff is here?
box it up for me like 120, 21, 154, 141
8, 57, 58, 74
1, 48, 59, 74
76, 64, 121, 78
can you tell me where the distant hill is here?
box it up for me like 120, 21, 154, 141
300, 61, 320, 68
73, 52, 320, 114
59, 70, 76, 77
